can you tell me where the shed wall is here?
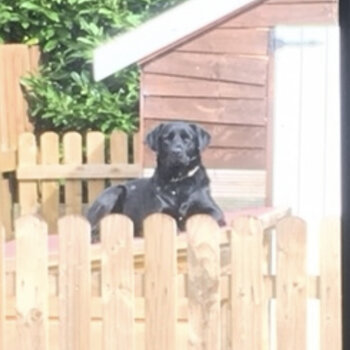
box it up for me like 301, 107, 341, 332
140, 0, 337, 169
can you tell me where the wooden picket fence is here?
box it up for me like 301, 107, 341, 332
1, 213, 341, 350
15, 131, 141, 234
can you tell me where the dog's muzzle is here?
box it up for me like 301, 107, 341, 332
168, 148, 190, 166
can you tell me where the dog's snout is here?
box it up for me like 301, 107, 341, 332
170, 135, 184, 155
172, 145, 183, 154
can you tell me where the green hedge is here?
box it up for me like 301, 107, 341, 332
0, 0, 183, 133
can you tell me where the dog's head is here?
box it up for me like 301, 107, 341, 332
145, 122, 210, 169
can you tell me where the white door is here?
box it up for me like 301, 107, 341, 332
272, 26, 340, 350
273, 26, 340, 270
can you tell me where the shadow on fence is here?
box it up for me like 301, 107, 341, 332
0, 213, 341, 350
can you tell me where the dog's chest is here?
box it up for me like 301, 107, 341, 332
155, 182, 191, 209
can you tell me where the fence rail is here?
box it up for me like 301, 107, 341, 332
1, 213, 341, 350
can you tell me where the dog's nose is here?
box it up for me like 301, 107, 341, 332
172, 146, 183, 155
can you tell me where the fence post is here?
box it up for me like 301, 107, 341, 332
101, 214, 134, 350
187, 214, 221, 350
144, 214, 177, 350
58, 215, 91, 350
276, 216, 307, 350
230, 216, 265, 350
15, 215, 48, 350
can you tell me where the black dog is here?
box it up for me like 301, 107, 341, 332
86, 121, 225, 241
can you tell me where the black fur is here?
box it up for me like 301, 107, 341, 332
86, 121, 225, 241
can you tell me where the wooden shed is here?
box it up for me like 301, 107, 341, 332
93, 0, 338, 208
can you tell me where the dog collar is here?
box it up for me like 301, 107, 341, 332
170, 165, 200, 183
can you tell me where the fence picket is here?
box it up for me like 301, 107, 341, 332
144, 214, 177, 350
187, 215, 221, 350
28, 46, 40, 75
63, 133, 83, 215
18, 133, 38, 215
110, 131, 128, 164
230, 216, 265, 350
101, 214, 134, 350
276, 217, 307, 350
58, 215, 91, 350
320, 218, 342, 350
110, 131, 128, 186
133, 132, 141, 164
220, 300, 230, 350
0, 226, 4, 350
41, 132, 59, 233
87, 132, 105, 203
0, 176, 12, 238
262, 228, 273, 350
15, 215, 48, 350
0, 45, 35, 152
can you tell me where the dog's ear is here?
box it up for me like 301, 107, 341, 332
145, 123, 164, 152
190, 124, 211, 150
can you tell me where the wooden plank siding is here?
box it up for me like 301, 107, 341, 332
144, 146, 266, 169
145, 120, 267, 148
177, 28, 270, 55
143, 74, 265, 99
144, 52, 268, 85
221, 3, 337, 27
141, 32, 269, 169
144, 99, 267, 125
140, 0, 337, 192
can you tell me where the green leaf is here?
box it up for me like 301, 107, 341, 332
20, 2, 41, 11
76, 37, 94, 45
42, 10, 60, 22
25, 37, 39, 45
43, 39, 57, 52
70, 72, 82, 85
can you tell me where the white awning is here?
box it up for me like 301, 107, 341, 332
93, 0, 262, 81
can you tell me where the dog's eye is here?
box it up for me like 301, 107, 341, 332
181, 132, 190, 141
163, 132, 174, 141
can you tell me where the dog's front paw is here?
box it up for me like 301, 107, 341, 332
218, 218, 226, 227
